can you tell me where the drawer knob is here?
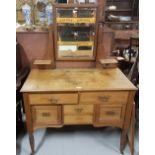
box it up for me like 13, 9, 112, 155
48, 98, 58, 103
98, 96, 110, 102
75, 108, 83, 113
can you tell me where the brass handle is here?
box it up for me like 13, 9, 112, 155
98, 96, 110, 102
42, 112, 51, 117
74, 108, 83, 113
48, 98, 58, 103
105, 111, 115, 116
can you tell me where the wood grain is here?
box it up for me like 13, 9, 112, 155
94, 104, 126, 127
64, 105, 94, 115
21, 68, 136, 92
80, 91, 129, 104
32, 106, 62, 126
64, 115, 93, 124
29, 93, 78, 105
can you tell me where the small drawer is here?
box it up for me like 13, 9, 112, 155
64, 115, 93, 124
31, 106, 62, 125
80, 91, 128, 105
95, 105, 125, 127
29, 93, 78, 105
64, 105, 94, 115
64, 105, 94, 124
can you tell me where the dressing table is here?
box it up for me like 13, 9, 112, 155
21, 2, 137, 155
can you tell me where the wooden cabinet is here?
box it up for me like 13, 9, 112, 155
21, 68, 136, 154
105, 0, 139, 30
20, 2, 138, 155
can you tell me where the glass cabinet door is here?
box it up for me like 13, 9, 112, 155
55, 7, 97, 60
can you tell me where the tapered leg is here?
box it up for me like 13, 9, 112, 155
128, 103, 135, 155
29, 133, 35, 155
120, 129, 128, 154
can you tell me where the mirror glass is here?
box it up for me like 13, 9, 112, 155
56, 8, 97, 60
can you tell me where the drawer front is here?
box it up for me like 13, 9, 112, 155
32, 106, 62, 125
64, 105, 94, 124
80, 91, 128, 104
29, 93, 78, 105
64, 115, 93, 124
64, 105, 94, 115
95, 105, 125, 127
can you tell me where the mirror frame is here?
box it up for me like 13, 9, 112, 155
53, 3, 99, 61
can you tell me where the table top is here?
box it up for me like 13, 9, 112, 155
99, 58, 118, 64
21, 68, 137, 92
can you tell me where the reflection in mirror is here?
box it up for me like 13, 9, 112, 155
56, 7, 97, 60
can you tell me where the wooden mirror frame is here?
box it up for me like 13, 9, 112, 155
53, 3, 99, 61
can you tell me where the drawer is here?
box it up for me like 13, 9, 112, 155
29, 93, 78, 105
64, 105, 94, 124
95, 105, 125, 127
31, 106, 62, 125
64, 115, 93, 124
80, 91, 128, 104
64, 105, 94, 115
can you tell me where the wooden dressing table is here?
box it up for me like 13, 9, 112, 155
21, 68, 136, 154
21, 2, 137, 155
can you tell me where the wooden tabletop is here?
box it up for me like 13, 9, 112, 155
99, 58, 118, 64
21, 68, 137, 92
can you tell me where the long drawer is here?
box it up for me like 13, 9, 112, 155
29, 93, 78, 105
80, 91, 129, 105
31, 106, 62, 125
64, 105, 94, 124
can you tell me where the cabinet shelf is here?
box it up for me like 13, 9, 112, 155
105, 21, 138, 24
56, 17, 96, 24
105, 0, 139, 30
58, 41, 94, 46
105, 9, 132, 12
57, 24, 94, 27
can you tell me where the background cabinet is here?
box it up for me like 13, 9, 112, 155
105, 0, 139, 30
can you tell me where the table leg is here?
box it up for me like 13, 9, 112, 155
120, 129, 128, 154
29, 133, 35, 155
128, 103, 135, 155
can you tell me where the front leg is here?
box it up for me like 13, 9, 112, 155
29, 132, 35, 155
23, 93, 35, 155
120, 129, 128, 154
